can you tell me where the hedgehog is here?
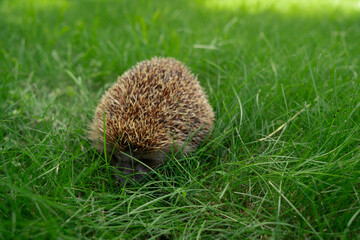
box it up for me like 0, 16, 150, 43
89, 57, 215, 184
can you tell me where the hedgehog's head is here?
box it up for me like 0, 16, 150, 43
110, 149, 167, 185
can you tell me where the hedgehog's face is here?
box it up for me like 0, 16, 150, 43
110, 150, 167, 185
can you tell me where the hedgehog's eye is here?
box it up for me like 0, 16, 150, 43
139, 158, 151, 166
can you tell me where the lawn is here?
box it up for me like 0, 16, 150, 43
1, 0, 360, 239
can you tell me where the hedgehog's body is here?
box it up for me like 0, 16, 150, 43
89, 57, 214, 184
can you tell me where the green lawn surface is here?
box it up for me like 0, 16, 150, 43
1, 0, 360, 239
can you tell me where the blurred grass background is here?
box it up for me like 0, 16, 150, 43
1, 0, 360, 239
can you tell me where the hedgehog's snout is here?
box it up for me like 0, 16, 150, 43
110, 152, 144, 184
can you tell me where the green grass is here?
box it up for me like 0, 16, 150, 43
1, 0, 360, 239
